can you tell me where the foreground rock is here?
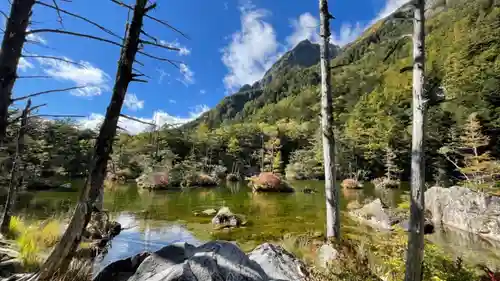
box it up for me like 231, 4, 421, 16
248, 243, 307, 281
93, 241, 307, 281
425, 186, 500, 241
211, 207, 245, 229
349, 199, 434, 234
248, 172, 294, 193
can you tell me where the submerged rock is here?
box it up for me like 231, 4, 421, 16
248, 172, 294, 193
211, 207, 244, 229
425, 186, 500, 241
93, 241, 306, 281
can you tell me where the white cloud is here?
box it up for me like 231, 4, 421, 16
223, 2, 229, 10
221, 5, 280, 92
177, 63, 195, 86
156, 68, 170, 84
26, 33, 47, 45
18, 58, 34, 72
286, 13, 320, 48
169, 99, 176, 104
199, 89, 206, 95
188, 104, 210, 118
124, 93, 144, 111
374, 0, 410, 24
37, 57, 109, 97
78, 104, 210, 134
160, 39, 191, 56
220, 0, 410, 91
332, 23, 365, 46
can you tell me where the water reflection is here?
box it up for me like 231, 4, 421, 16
18, 181, 500, 270
95, 213, 201, 273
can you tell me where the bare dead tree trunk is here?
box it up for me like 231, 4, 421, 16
0, 0, 36, 144
0, 99, 30, 234
319, 0, 339, 240
404, 0, 426, 280
38, 1, 148, 279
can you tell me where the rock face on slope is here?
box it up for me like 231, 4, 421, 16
93, 241, 307, 281
425, 186, 500, 241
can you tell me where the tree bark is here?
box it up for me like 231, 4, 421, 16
404, 1, 426, 281
38, 1, 148, 279
319, 0, 339, 240
0, 99, 30, 234
0, 0, 35, 144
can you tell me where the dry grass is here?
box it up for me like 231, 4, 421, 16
8, 216, 63, 270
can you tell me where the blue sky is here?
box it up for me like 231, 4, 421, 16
3, 0, 408, 134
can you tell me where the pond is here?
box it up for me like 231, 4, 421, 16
16, 180, 500, 271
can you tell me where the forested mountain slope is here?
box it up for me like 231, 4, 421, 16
114, 0, 499, 185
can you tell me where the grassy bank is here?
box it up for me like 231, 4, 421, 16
8, 216, 63, 270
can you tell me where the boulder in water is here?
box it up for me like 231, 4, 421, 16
93, 241, 307, 281
226, 173, 240, 182
425, 186, 500, 241
248, 172, 294, 193
349, 199, 399, 230
341, 178, 362, 189
211, 207, 244, 229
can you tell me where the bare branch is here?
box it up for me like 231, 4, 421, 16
27, 29, 123, 48
30, 114, 85, 118
28, 103, 48, 114
140, 29, 158, 43
35, 1, 123, 40
131, 78, 148, 83
144, 3, 157, 13
17, 75, 53, 79
0, 11, 9, 21
119, 114, 155, 126
51, 0, 64, 27
22, 55, 87, 68
12, 86, 91, 102
140, 39, 180, 51
110, 0, 189, 39
9, 103, 47, 124
137, 51, 180, 69
134, 59, 145, 67
132, 68, 151, 79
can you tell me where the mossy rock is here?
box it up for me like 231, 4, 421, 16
341, 178, 363, 189
248, 172, 294, 193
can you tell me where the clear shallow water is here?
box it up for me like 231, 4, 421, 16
18, 180, 500, 270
